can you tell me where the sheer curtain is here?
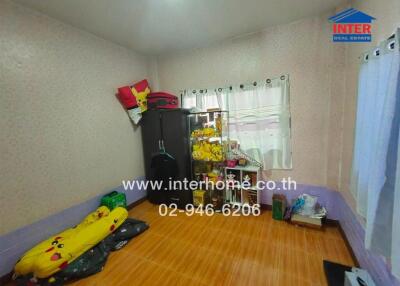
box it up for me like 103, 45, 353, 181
350, 28, 400, 278
393, 124, 400, 279
182, 75, 292, 170
182, 89, 225, 111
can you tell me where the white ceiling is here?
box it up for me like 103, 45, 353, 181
14, 0, 344, 55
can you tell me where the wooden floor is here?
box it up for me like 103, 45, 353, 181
11, 201, 356, 286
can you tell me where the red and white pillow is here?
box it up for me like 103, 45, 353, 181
117, 79, 151, 124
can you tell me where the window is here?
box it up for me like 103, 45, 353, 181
182, 75, 292, 170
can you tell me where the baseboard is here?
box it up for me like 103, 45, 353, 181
324, 218, 360, 267
1, 198, 362, 285
337, 221, 360, 267
0, 177, 147, 278
260, 203, 272, 210
127, 196, 147, 210
335, 193, 400, 285
0, 271, 13, 285
0, 196, 149, 285
261, 201, 360, 267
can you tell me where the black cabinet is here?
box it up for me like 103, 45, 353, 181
140, 109, 192, 207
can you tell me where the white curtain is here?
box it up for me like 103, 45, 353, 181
182, 75, 292, 170
393, 125, 400, 279
182, 88, 225, 111
350, 28, 400, 278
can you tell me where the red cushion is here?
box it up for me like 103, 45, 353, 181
117, 79, 150, 109
117, 86, 137, 109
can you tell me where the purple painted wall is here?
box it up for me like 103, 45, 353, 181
336, 193, 400, 286
260, 183, 340, 219
0, 177, 146, 277
1, 180, 398, 285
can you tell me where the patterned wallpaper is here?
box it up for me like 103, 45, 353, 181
0, 0, 152, 235
2, 0, 397, 237
156, 12, 346, 188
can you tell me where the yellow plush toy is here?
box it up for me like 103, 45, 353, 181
14, 206, 128, 279
131, 86, 150, 112
192, 141, 223, 162
191, 127, 218, 138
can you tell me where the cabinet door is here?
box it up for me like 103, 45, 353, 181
141, 110, 161, 179
160, 110, 191, 180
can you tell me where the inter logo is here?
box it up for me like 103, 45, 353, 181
328, 8, 375, 42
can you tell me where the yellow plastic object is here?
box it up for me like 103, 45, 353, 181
14, 206, 128, 278
193, 190, 206, 207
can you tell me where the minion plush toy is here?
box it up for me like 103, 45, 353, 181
117, 79, 150, 124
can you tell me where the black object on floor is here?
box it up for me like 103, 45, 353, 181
323, 260, 352, 286
104, 218, 149, 251
53, 240, 110, 284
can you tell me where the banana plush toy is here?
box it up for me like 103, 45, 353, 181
14, 206, 128, 279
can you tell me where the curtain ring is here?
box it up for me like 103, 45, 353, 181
200, 89, 203, 93
192, 90, 196, 94
229, 86, 233, 90
374, 48, 380, 56
266, 79, 271, 84
240, 84, 244, 89
218, 88, 222, 92
388, 40, 395, 50
280, 75, 285, 80
364, 54, 369, 61
253, 81, 257, 86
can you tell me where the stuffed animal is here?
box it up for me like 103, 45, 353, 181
192, 141, 223, 162
14, 207, 128, 279
191, 127, 218, 138
129, 79, 150, 116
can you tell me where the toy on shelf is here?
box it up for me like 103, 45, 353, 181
227, 140, 263, 169
207, 169, 220, 183
188, 111, 228, 208
243, 174, 251, 185
191, 127, 219, 139
192, 141, 223, 162
226, 159, 237, 168
238, 158, 247, 166
14, 206, 128, 279
193, 190, 207, 207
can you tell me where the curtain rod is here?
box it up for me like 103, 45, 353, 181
358, 29, 398, 59
179, 74, 288, 95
